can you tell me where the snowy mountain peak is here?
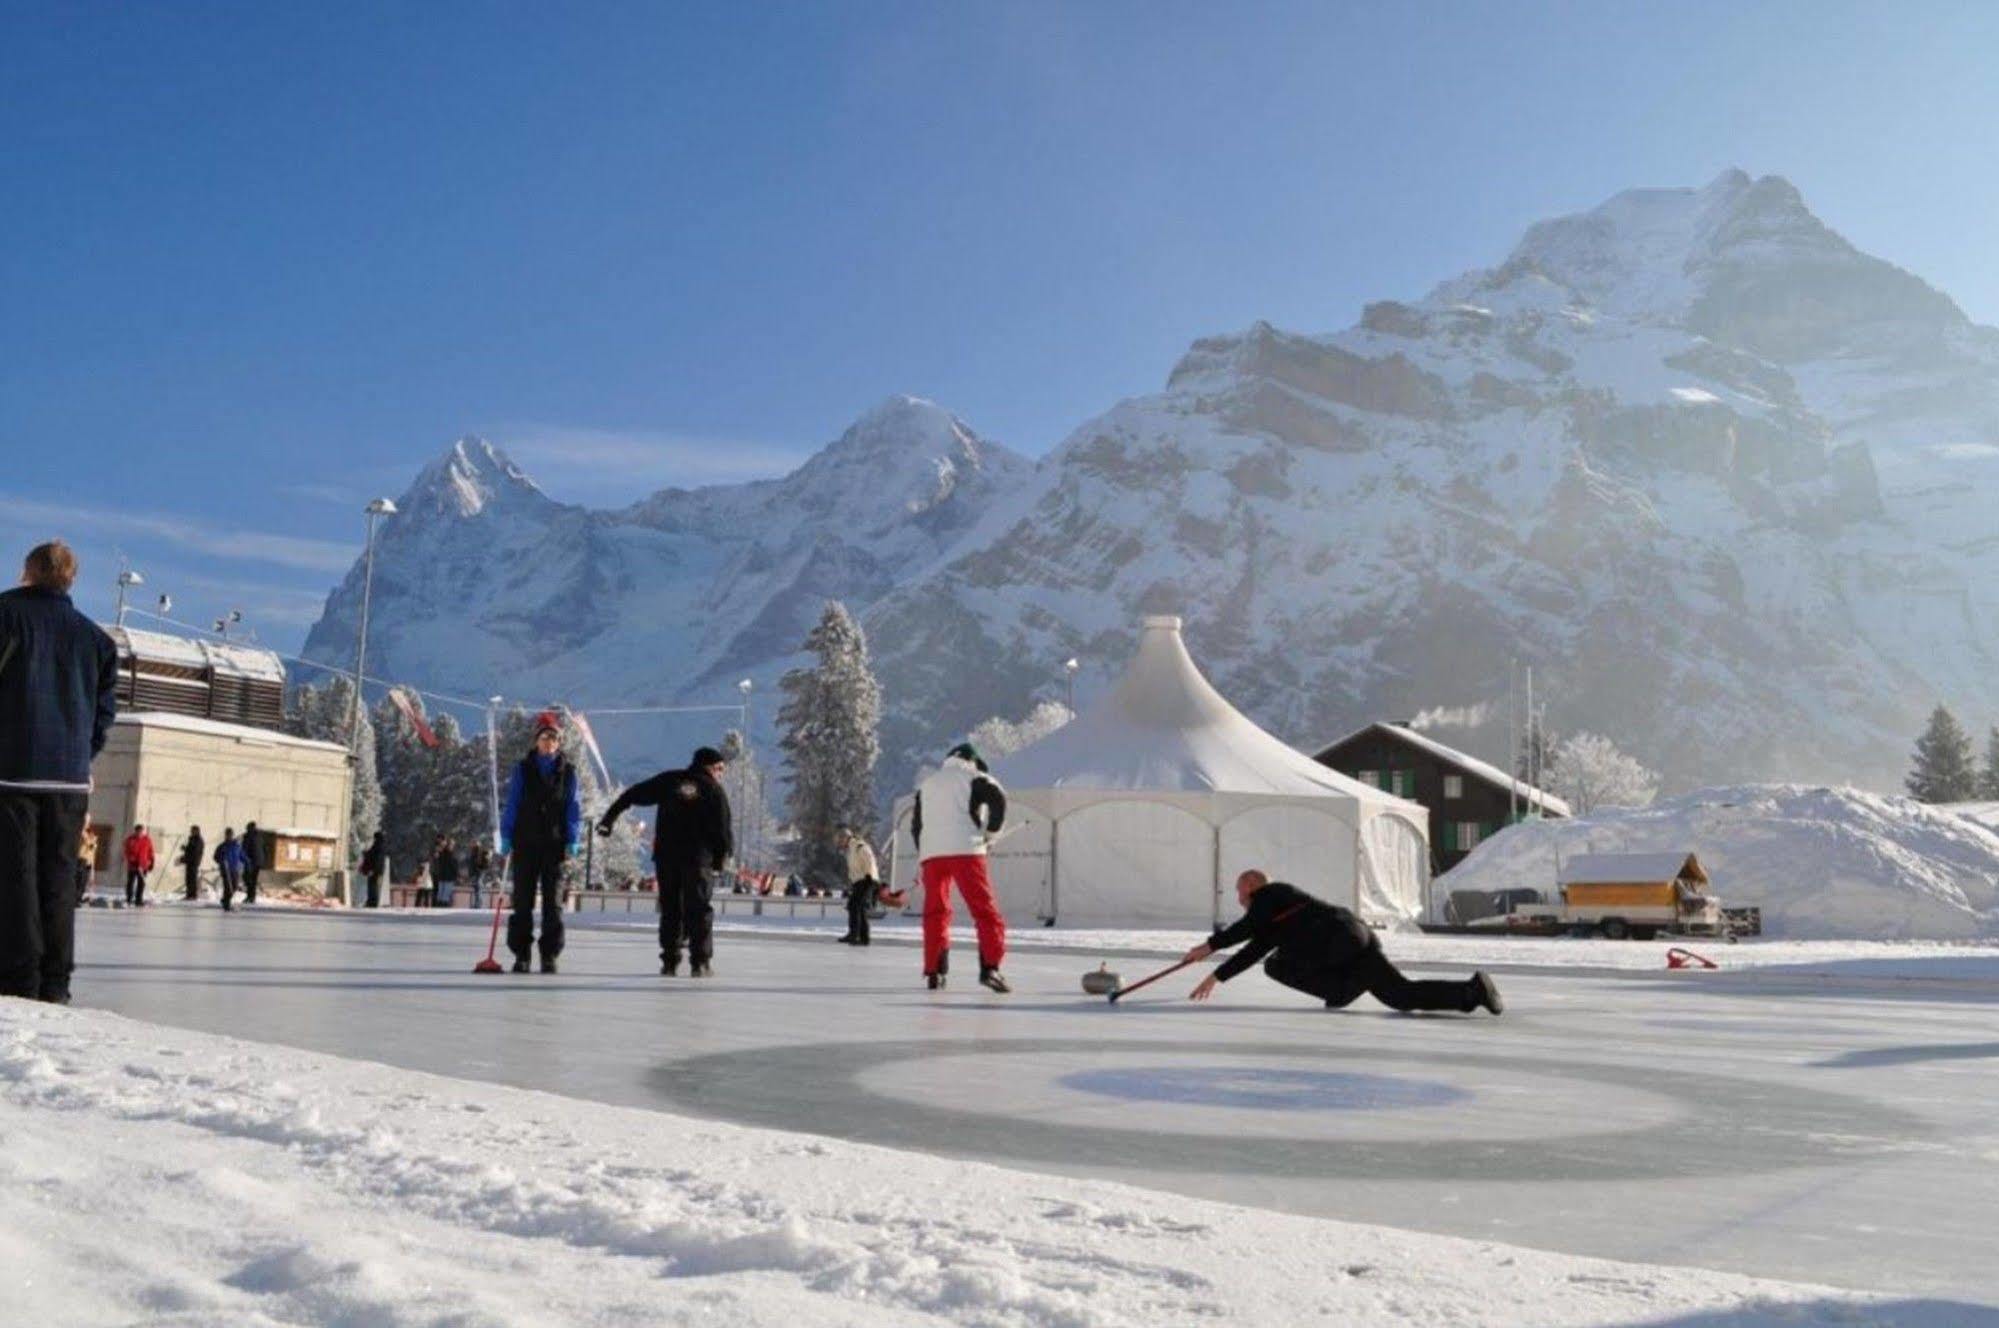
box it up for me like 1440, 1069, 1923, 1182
1462, 171, 1963, 358
793, 395, 1024, 521
403, 436, 550, 519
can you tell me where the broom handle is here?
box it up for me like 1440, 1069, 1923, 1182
481, 854, 511, 963
1119, 960, 1191, 1000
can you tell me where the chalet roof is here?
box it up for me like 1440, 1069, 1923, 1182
1558, 852, 1707, 886
1315, 722, 1573, 817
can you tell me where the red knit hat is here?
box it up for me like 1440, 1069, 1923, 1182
533, 710, 562, 738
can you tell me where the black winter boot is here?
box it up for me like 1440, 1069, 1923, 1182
979, 966, 1011, 994
512, 958, 531, 974
1469, 971, 1504, 1015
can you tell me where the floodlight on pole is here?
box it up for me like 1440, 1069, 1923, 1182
1063, 657, 1080, 714
114, 568, 144, 627
155, 594, 172, 616
346, 497, 399, 756
485, 695, 504, 853
736, 679, 755, 869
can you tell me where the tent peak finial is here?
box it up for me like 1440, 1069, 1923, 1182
1141, 614, 1183, 632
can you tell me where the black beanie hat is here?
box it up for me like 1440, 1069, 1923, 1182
693, 746, 726, 768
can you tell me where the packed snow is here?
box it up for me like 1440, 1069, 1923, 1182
4, 999, 1962, 1328
1442, 784, 1999, 939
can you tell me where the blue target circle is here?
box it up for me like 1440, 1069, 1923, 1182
1058, 1065, 1470, 1112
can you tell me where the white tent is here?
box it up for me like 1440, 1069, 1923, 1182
888, 616, 1431, 930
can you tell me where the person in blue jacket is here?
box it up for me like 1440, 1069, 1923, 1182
213, 827, 247, 912
499, 712, 581, 973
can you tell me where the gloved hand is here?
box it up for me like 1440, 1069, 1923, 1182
498, 837, 512, 857
567, 842, 582, 859
595, 818, 614, 838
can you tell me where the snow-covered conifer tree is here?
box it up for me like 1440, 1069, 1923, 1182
777, 602, 882, 885
285, 675, 381, 868
1906, 706, 1977, 803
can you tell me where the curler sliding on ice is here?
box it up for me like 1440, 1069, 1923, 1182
1186, 870, 1504, 1015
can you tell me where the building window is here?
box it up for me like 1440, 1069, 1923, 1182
1455, 821, 1482, 852
1443, 774, 1464, 800
1358, 769, 1380, 789
1394, 770, 1417, 798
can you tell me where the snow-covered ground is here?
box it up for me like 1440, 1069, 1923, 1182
29, 904, 1999, 1325
11, 998, 1976, 1328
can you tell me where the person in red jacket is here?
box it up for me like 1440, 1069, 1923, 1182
122, 824, 155, 907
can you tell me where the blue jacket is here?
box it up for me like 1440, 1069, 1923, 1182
0, 586, 118, 791
214, 838, 248, 871
500, 752, 580, 853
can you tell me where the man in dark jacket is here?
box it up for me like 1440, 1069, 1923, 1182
599, 745, 731, 977
240, 821, 262, 905
500, 713, 581, 973
0, 541, 119, 1003
359, 831, 387, 908
214, 828, 246, 912
1186, 870, 1503, 1015
181, 826, 205, 900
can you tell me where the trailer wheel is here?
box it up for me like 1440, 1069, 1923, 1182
1630, 926, 1659, 941
1599, 917, 1630, 941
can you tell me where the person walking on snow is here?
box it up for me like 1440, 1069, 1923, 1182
599, 745, 731, 977
431, 835, 459, 908
359, 831, 387, 909
836, 825, 880, 946
500, 713, 581, 973
240, 821, 261, 905
74, 824, 97, 904
123, 824, 154, 906
911, 742, 1010, 992
0, 540, 118, 1004
180, 825, 204, 900
1186, 870, 1504, 1015
466, 840, 490, 909
214, 827, 246, 912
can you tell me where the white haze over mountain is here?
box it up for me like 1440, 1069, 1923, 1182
304, 172, 1999, 799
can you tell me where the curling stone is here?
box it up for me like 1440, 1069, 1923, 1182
1081, 962, 1121, 996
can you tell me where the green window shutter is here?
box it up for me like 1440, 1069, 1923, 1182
1441, 821, 1457, 852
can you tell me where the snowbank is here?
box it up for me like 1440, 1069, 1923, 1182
0, 1000, 1959, 1327
1444, 784, 1999, 940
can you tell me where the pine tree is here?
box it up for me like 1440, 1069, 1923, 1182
777, 602, 882, 886
284, 676, 382, 869
1983, 727, 1999, 802
1906, 705, 1978, 803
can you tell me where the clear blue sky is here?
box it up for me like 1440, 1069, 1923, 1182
4, 0, 1996, 647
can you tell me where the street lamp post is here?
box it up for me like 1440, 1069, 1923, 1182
346, 498, 398, 754
1063, 657, 1079, 714
486, 695, 504, 852
737, 678, 754, 871
114, 568, 143, 627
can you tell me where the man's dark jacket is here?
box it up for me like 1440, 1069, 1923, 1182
1205, 881, 1376, 982
0, 586, 118, 790
605, 767, 732, 870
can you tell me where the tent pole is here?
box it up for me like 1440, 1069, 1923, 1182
1047, 814, 1059, 925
